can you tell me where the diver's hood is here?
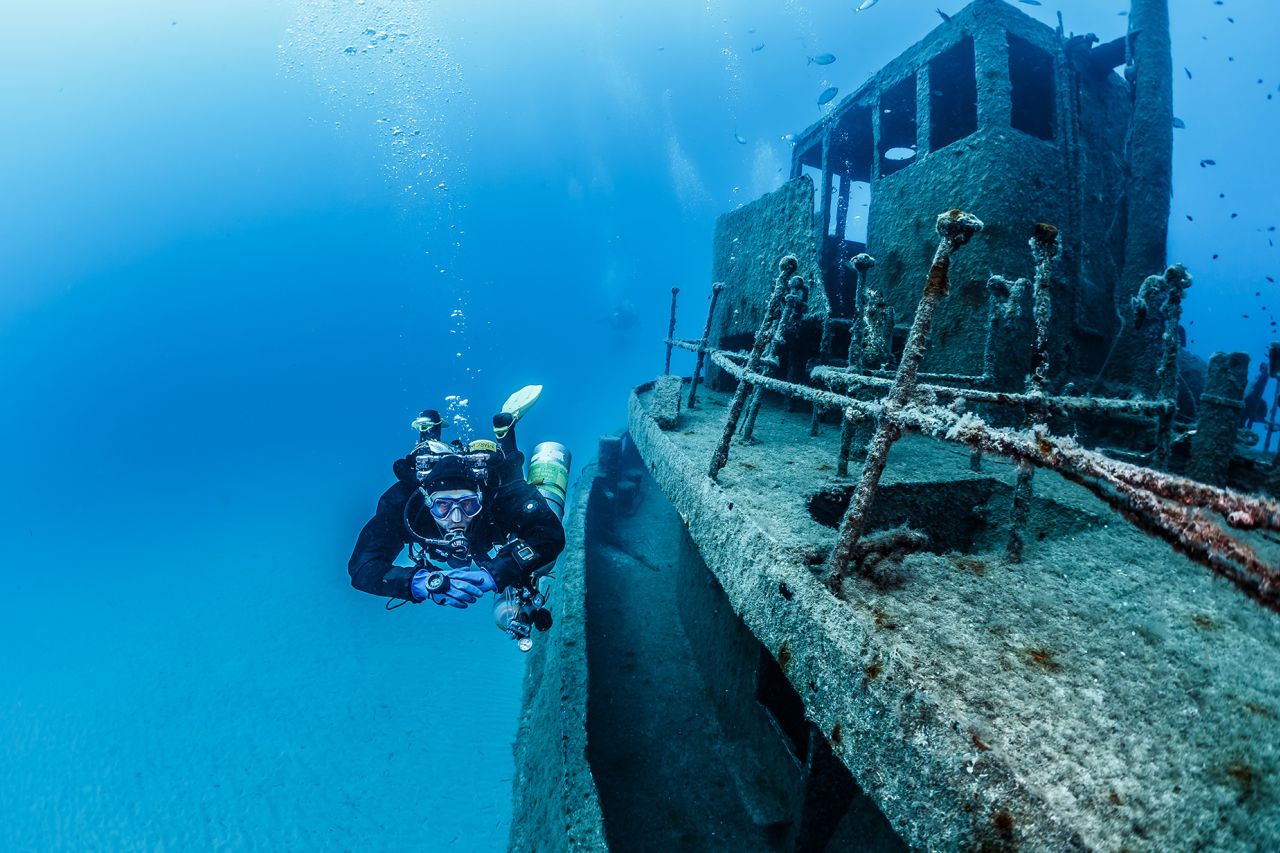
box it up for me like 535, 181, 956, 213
421, 452, 482, 493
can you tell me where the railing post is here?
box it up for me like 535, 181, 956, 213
688, 283, 725, 409
709, 257, 797, 480
663, 287, 679, 375
742, 274, 809, 443
1007, 224, 1060, 563
830, 211, 983, 575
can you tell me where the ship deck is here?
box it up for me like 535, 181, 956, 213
627, 381, 1280, 852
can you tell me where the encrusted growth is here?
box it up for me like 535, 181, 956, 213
831, 211, 985, 577
1008, 225, 1061, 563
675, 214, 1277, 610
708, 257, 798, 480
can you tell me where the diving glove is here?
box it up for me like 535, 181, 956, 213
411, 567, 496, 608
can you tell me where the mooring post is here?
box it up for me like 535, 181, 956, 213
664, 287, 679, 375
709, 257, 797, 480
847, 253, 876, 367
830, 211, 983, 574
688, 283, 724, 409
836, 405, 857, 476
1007, 224, 1060, 564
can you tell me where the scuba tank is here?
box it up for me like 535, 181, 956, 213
528, 442, 571, 522
495, 441, 573, 652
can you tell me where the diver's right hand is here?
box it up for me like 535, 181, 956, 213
411, 568, 488, 608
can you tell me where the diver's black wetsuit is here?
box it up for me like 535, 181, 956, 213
348, 454, 565, 602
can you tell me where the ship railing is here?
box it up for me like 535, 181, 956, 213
660, 210, 1280, 612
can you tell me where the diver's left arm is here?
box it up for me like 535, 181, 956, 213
480, 480, 566, 592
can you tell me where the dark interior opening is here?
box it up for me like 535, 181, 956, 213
796, 139, 823, 171
878, 75, 918, 177
1008, 34, 1056, 141
929, 37, 977, 151
757, 646, 809, 766
832, 107, 874, 185
809, 479, 999, 553
807, 477, 1105, 555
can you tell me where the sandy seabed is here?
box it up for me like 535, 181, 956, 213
0, 526, 526, 852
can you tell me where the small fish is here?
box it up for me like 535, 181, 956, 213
1172, 116, 1186, 129
936, 9, 952, 22
808, 53, 836, 65
1200, 159, 1216, 167
817, 86, 839, 106
1185, 67, 1193, 79
855, 0, 879, 11
1018, 0, 1042, 5
734, 132, 748, 145
752, 43, 765, 52
780, 133, 796, 144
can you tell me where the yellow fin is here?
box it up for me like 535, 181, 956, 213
501, 384, 543, 422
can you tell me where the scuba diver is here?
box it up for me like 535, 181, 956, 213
1242, 360, 1269, 430
348, 386, 570, 650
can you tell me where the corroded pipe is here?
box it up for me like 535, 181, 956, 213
830, 211, 984, 575
812, 365, 1172, 418
939, 411, 1280, 611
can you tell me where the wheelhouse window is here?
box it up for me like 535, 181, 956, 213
878, 75, 918, 177
929, 37, 978, 151
1008, 33, 1056, 141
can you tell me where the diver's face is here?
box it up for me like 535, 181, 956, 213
427, 488, 483, 535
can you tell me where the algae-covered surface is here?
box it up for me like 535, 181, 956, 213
629, 383, 1280, 852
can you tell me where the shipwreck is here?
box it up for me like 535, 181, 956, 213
508, 1, 1280, 850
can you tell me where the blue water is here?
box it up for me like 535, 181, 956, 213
1, 1, 1276, 849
